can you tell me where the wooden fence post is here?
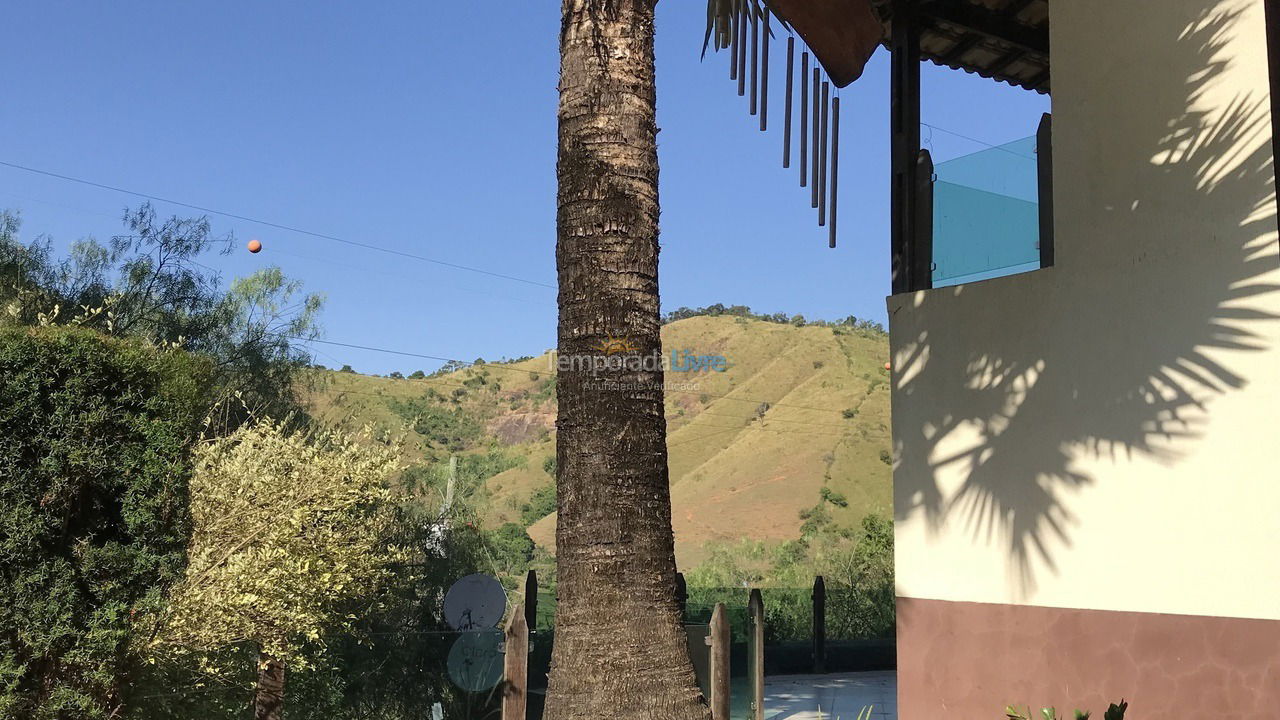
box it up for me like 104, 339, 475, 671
709, 603, 730, 720
748, 589, 765, 720
524, 570, 538, 633
502, 602, 528, 720
675, 572, 688, 620
812, 575, 826, 674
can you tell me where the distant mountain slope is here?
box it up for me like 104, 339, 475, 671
301, 314, 891, 569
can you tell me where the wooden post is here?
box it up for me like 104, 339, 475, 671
748, 589, 765, 720
1036, 112, 1055, 268
502, 603, 529, 720
891, 0, 922, 294
674, 572, 688, 621
914, 149, 935, 289
812, 575, 826, 674
524, 570, 538, 632
709, 603, 731, 720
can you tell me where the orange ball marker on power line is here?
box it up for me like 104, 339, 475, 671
884, 362, 891, 371
247, 239, 262, 253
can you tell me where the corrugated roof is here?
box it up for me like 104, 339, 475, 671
877, 0, 1051, 93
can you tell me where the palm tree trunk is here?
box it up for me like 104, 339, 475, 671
254, 652, 285, 720
545, 1, 709, 718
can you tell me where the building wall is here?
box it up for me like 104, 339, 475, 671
888, 0, 1280, 716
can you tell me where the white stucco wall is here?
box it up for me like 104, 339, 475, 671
889, 0, 1280, 619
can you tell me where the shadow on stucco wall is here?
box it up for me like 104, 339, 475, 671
891, 2, 1279, 596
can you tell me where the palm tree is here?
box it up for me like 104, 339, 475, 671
544, 0, 711, 717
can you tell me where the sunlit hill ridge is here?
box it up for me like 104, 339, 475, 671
301, 312, 892, 569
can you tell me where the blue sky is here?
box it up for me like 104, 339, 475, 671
0, 1, 1048, 374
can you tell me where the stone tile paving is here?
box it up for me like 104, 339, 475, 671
730, 671, 897, 720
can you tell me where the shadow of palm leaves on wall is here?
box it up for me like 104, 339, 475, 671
893, 3, 1279, 595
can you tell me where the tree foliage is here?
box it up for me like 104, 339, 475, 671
521, 484, 558, 526
485, 523, 535, 577
146, 420, 403, 668
133, 451, 502, 720
0, 206, 323, 422
0, 326, 212, 719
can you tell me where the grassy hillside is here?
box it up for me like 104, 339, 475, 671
300, 314, 892, 569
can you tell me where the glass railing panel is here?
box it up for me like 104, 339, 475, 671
932, 135, 1043, 286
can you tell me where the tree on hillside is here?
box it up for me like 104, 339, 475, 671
0, 326, 211, 719
547, 1, 708, 717
145, 420, 402, 720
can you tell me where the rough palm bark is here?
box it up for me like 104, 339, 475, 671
544, 1, 710, 718
254, 652, 285, 720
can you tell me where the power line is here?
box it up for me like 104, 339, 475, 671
0, 158, 554, 289
666, 426, 745, 449
315, 387, 853, 435
692, 409, 855, 430
670, 420, 846, 437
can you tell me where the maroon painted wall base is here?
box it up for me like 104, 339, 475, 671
896, 596, 1280, 719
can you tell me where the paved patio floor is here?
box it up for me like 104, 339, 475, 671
730, 671, 897, 720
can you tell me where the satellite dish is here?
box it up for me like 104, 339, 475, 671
443, 573, 507, 631
446, 629, 504, 692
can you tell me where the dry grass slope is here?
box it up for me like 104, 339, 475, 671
300, 315, 891, 569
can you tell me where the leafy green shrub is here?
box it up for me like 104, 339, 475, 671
819, 487, 848, 507
144, 419, 404, 718
521, 484, 558, 526
0, 327, 211, 719
485, 523, 535, 576
133, 459, 501, 720
459, 449, 523, 483
390, 394, 484, 451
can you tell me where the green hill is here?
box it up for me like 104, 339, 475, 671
300, 313, 891, 570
